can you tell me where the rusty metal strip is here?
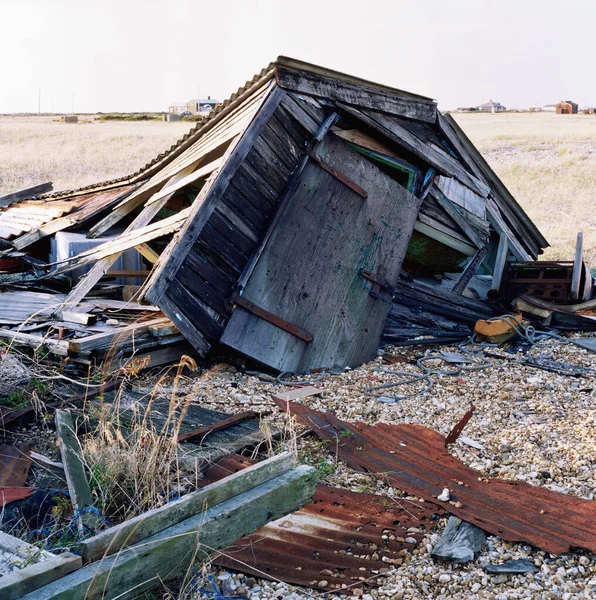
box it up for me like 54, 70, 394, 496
307, 149, 368, 198
203, 455, 441, 591
232, 293, 313, 342
445, 404, 475, 446
275, 400, 596, 555
0, 443, 32, 487
177, 411, 260, 444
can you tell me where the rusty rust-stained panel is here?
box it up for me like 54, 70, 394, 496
0, 443, 31, 486
215, 484, 441, 591
198, 455, 441, 591
275, 400, 596, 555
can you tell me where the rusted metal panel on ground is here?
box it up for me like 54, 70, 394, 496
199, 455, 442, 591
275, 400, 596, 555
218, 484, 440, 589
0, 443, 32, 486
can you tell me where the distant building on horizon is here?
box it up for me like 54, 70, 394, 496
477, 99, 506, 112
556, 100, 579, 114
456, 106, 478, 112
542, 103, 557, 112
185, 97, 219, 115
168, 102, 187, 115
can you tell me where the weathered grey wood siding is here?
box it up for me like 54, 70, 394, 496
147, 88, 327, 351
220, 133, 423, 373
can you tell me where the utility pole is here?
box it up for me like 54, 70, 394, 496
38, 89, 41, 116
71, 93, 74, 114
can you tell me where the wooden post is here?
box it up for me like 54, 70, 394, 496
55, 410, 101, 531
571, 232, 584, 301
491, 235, 508, 292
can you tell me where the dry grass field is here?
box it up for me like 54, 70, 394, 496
0, 115, 193, 194
453, 112, 596, 266
0, 113, 594, 265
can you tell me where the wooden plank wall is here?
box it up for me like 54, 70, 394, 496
154, 91, 327, 350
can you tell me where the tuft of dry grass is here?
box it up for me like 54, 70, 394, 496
453, 112, 596, 267
84, 355, 198, 523
0, 115, 193, 195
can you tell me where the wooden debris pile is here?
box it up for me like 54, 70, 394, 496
0, 56, 561, 375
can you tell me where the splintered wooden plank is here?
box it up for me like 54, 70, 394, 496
452, 246, 488, 295
430, 184, 485, 249
275, 66, 437, 123
24, 464, 317, 600
571, 232, 584, 301
55, 410, 100, 531
67, 317, 171, 353
0, 532, 81, 600
491, 235, 509, 292
80, 452, 293, 563
0, 182, 53, 209
176, 411, 260, 444
271, 386, 322, 402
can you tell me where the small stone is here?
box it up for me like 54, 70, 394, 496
318, 580, 329, 588
105, 318, 119, 326
405, 537, 417, 544
236, 587, 248, 598
492, 574, 508, 584
320, 569, 334, 577
245, 577, 257, 587
454, 501, 463, 509
353, 589, 364, 597
437, 488, 450, 501
439, 574, 451, 583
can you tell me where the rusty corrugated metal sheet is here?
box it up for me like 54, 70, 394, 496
275, 400, 596, 555
200, 455, 442, 591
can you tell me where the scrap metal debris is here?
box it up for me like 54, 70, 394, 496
275, 400, 596, 555
444, 404, 475, 446
216, 483, 442, 590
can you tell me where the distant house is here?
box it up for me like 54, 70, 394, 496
542, 104, 557, 112
185, 97, 219, 115
456, 107, 478, 113
168, 103, 187, 115
477, 99, 506, 112
556, 101, 578, 114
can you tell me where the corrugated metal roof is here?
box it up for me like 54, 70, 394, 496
24, 66, 276, 202
276, 400, 596, 555
200, 455, 442, 592
0, 184, 138, 243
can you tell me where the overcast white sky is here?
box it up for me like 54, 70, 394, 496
1, 0, 594, 113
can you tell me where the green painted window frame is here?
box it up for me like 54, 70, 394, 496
347, 143, 419, 192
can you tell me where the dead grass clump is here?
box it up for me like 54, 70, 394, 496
84, 356, 198, 523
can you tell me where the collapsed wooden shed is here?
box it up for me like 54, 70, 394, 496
0, 57, 549, 373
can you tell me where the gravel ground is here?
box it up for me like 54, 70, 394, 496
182, 334, 596, 600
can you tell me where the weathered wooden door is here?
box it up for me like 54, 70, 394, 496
220, 133, 423, 373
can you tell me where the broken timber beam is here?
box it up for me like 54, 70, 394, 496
176, 410, 260, 444
452, 246, 488, 295
80, 452, 294, 563
55, 410, 101, 531
23, 462, 316, 600
0, 182, 53, 209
